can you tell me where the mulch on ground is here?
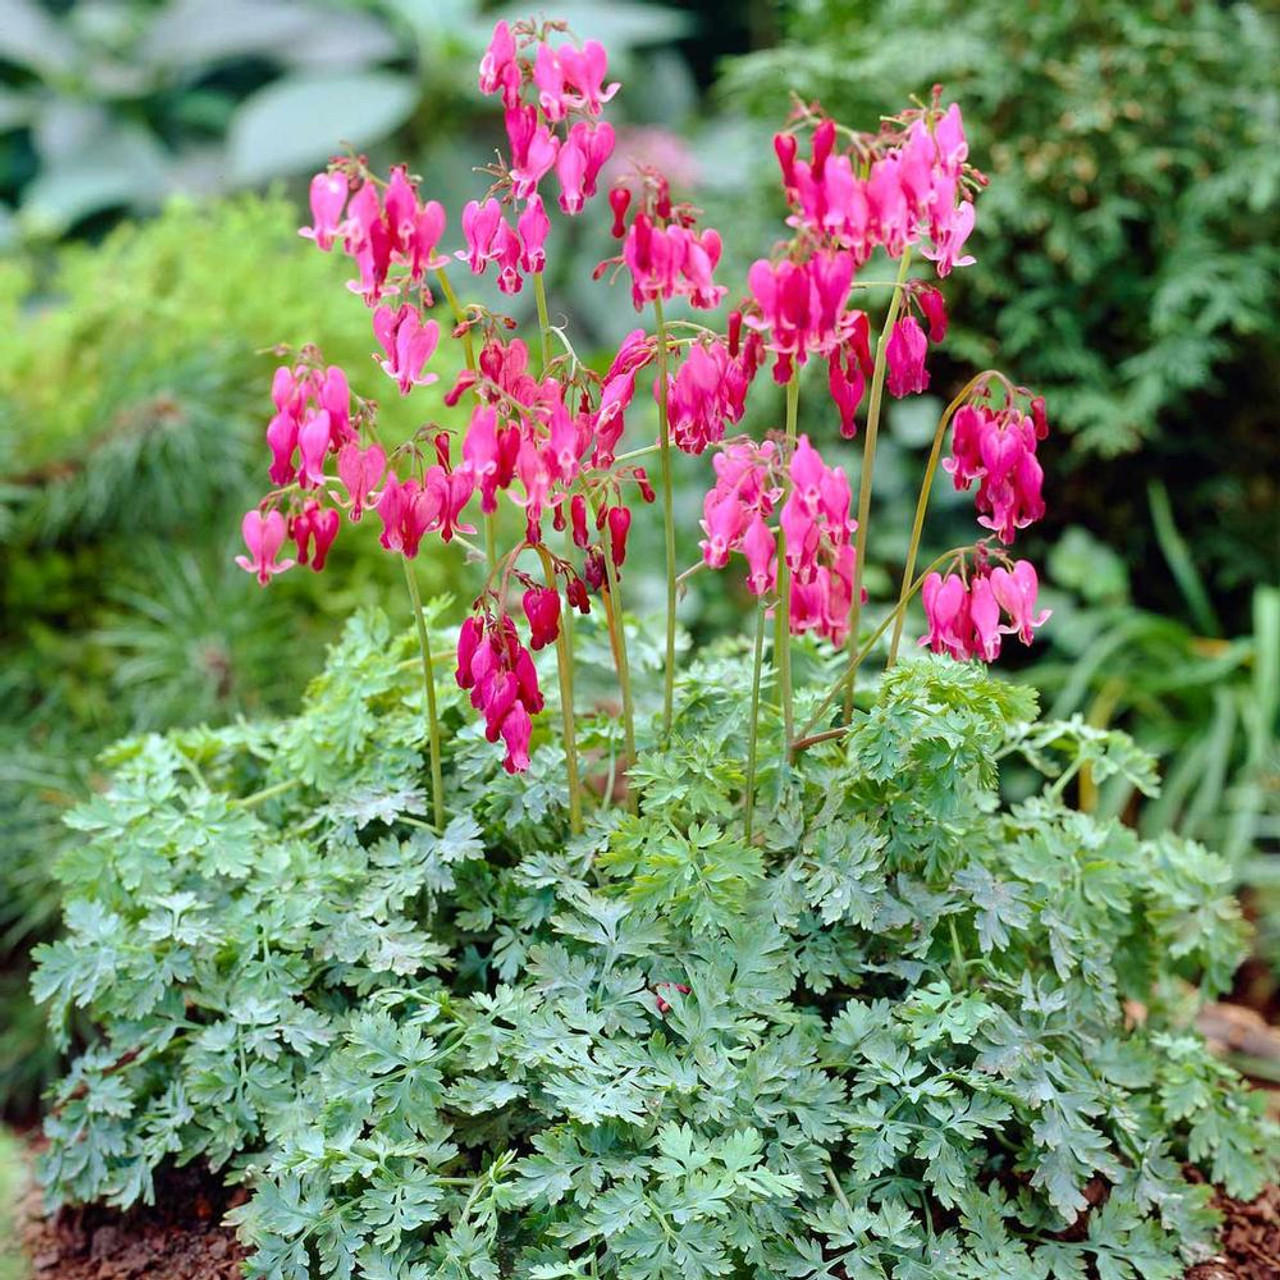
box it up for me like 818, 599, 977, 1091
1186, 1177, 1280, 1280
17, 1160, 246, 1280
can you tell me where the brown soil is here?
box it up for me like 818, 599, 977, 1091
1185, 1176, 1280, 1280
17, 1160, 246, 1280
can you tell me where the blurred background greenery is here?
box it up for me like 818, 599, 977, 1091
1, 0, 1276, 1124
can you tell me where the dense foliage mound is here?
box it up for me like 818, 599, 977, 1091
34, 613, 1276, 1278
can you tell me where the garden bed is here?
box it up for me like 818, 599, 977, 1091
17, 1158, 245, 1280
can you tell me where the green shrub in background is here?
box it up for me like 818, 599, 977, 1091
33, 613, 1277, 1275
0, 193, 465, 1112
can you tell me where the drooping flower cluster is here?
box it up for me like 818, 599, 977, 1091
921, 557, 1050, 662
700, 434, 861, 643
598, 170, 728, 313
744, 102, 975, 409
375, 440, 475, 558
456, 611, 544, 773
774, 106, 975, 275
257, 358, 359, 572
921, 383, 1051, 658
465, 19, 618, 294
662, 335, 758, 455
944, 396, 1047, 543
267, 362, 354, 487
301, 164, 449, 308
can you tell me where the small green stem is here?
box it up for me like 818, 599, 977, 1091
434, 265, 475, 370
613, 443, 662, 465
743, 596, 768, 841
533, 272, 554, 374
777, 369, 801, 760
949, 916, 966, 984
437, 263, 497, 572
534, 547, 583, 834
886, 371, 994, 667
600, 524, 638, 809
653, 295, 678, 741
825, 1166, 854, 1216
846, 248, 912, 715
403, 558, 446, 831
231, 777, 301, 810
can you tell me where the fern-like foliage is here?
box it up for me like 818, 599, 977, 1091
33, 612, 1277, 1276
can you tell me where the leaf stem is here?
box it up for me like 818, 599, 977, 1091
887, 371, 994, 667
230, 777, 301, 810
533, 271, 554, 374
846, 248, 912, 715
653, 294, 678, 740
437, 263, 497, 572
744, 595, 768, 841
777, 369, 801, 762
533, 547, 583, 833
614, 443, 662, 465
600, 517, 638, 810
403, 558, 446, 831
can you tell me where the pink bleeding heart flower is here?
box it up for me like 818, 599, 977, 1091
478, 20, 522, 107
300, 172, 348, 251
291, 501, 341, 572
920, 571, 972, 660
517, 194, 551, 273
456, 616, 482, 686
374, 304, 440, 395
917, 286, 948, 343
742, 514, 776, 596
523, 586, 561, 650
533, 43, 567, 120
320, 365, 354, 445
343, 180, 392, 304
968, 573, 1002, 661
886, 315, 929, 397
337, 442, 386, 521
462, 405, 505, 514
297, 409, 332, 488
556, 133, 588, 215
700, 489, 746, 569
407, 199, 448, 284
828, 350, 865, 438
506, 105, 560, 200
925, 199, 976, 278
492, 217, 525, 295
236, 509, 295, 585
459, 198, 503, 275
556, 39, 619, 116
266, 410, 299, 486
944, 402, 989, 489
990, 560, 1052, 644
606, 505, 631, 568
975, 415, 1045, 544
557, 121, 613, 215
375, 473, 434, 558
499, 701, 533, 774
